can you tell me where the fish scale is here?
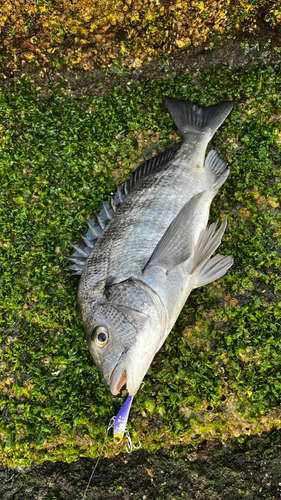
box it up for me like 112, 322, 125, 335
67, 148, 175, 275
71, 96, 234, 397
83, 148, 209, 285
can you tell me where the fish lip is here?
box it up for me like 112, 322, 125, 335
110, 349, 129, 395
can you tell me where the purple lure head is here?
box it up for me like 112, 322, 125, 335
113, 395, 134, 443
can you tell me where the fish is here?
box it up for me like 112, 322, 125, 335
68, 96, 234, 397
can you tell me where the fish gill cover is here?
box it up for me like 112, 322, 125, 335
0, 65, 281, 465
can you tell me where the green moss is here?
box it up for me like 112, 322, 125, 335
1, 64, 281, 465
0, 0, 278, 76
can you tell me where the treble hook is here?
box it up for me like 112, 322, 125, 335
124, 429, 142, 453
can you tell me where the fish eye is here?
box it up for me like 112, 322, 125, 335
92, 325, 109, 347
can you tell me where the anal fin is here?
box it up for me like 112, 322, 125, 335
205, 150, 230, 191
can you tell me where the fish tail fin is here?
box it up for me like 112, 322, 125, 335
164, 97, 233, 139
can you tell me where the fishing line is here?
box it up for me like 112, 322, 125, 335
82, 396, 141, 499
82, 416, 115, 500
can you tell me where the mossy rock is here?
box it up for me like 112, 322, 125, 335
1, 60, 281, 466
1, 0, 281, 76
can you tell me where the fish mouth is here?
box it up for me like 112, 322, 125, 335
110, 350, 129, 395
110, 366, 127, 395
115, 370, 127, 394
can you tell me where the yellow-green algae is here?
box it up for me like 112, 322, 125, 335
1, 0, 281, 75
1, 64, 281, 465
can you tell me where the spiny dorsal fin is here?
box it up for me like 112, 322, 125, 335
122, 147, 175, 199
68, 147, 175, 274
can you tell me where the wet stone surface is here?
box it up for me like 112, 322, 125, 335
1, 13, 281, 500
2, 430, 281, 499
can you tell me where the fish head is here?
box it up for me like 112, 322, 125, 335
81, 278, 166, 396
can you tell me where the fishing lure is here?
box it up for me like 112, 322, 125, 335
113, 395, 134, 443
113, 395, 141, 452
82, 396, 141, 499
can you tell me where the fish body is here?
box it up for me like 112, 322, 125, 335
70, 97, 234, 396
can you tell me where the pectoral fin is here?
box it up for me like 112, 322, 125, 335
143, 192, 205, 273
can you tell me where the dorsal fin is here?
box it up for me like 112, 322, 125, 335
67, 147, 175, 274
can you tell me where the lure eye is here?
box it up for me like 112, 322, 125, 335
92, 325, 108, 347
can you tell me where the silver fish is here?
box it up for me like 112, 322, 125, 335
69, 97, 234, 396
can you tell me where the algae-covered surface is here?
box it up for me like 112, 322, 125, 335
1, 55, 281, 467
1, 0, 280, 76
2, 429, 281, 499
